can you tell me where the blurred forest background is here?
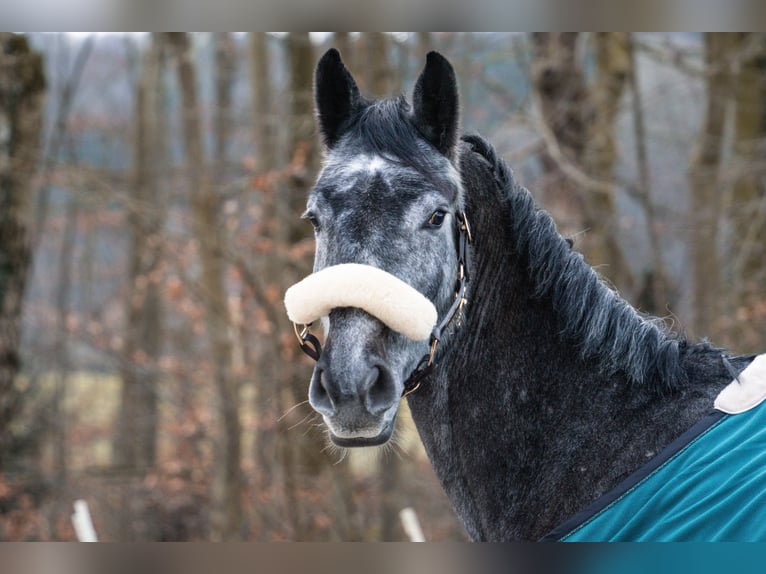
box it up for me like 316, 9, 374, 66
1, 32, 765, 541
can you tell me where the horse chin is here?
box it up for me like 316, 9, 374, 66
325, 412, 397, 448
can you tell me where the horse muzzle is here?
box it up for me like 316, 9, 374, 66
309, 357, 401, 447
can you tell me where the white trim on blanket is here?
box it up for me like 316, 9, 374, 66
715, 353, 766, 414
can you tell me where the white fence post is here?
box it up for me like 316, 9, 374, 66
399, 507, 426, 542
71, 499, 98, 542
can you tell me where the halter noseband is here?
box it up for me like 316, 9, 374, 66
293, 211, 472, 398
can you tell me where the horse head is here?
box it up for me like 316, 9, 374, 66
285, 49, 466, 447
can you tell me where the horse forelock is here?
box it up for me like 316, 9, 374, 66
461, 134, 701, 393
322, 97, 462, 197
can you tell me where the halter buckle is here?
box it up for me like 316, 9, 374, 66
458, 211, 473, 243
428, 337, 439, 366
456, 296, 468, 328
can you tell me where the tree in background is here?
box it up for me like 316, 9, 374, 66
0, 33, 45, 469
530, 33, 589, 240
273, 32, 359, 541
686, 33, 766, 351
688, 33, 737, 340
166, 32, 244, 541
113, 33, 166, 474
728, 34, 766, 351
530, 34, 636, 294
531, 33, 674, 312
245, 32, 284, 536
585, 33, 635, 295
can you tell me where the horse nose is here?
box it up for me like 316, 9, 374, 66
309, 367, 336, 417
363, 365, 398, 415
309, 362, 398, 417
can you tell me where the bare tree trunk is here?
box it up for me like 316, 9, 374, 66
213, 31, 247, 540
274, 32, 358, 541
277, 32, 320, 540
245, 32, 289, 539
33, 35, 93, 248
248, 33, 275, 173
583, 33, 635, 294
531, 33, 590, 239
688, 33, 737, 339
0, 34, 45, 468
167, 32, 244, 541
729, 33, 766, 350
245, 32, 282, 537
532, 33, 639, 298
214, 33, 235, 179
531, 33, 680, 307
113, 33, 165, 473
626, 36, 671, 314
51, 193, 78, 485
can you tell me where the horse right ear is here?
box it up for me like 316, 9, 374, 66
412, 51, 460, 160
314, 48, 361, 149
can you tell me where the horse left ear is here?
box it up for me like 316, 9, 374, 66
412, 51, 460, 160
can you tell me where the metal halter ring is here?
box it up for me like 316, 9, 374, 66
293, 322, 321, 362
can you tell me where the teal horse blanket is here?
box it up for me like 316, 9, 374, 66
544, 353, 766, 542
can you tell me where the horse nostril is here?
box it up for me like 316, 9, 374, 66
364, 365, 398, 415
309, 368, 336, 417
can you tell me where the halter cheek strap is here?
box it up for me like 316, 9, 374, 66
287, 211, 472, 398
401, 211, 471, 396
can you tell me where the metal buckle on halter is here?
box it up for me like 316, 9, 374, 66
458, 211, 473, 243
455, 295, 468, 329
293, 322, 321, 362
402, 335, 439, 397
428, 337, 439, 366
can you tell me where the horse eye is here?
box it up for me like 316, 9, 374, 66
303, 212, 320, 231
427, 210, 447, 228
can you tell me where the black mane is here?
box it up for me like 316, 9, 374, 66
461, 134, 713, 392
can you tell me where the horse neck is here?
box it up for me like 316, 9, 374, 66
445, 151, 612, 403
406, 146, 730, 541
447, 163, 611, 411
408, 157, 611, 539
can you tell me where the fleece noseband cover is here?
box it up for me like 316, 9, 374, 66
284, 263, 438, 341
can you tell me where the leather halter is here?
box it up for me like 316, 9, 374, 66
293, 211, 472, 398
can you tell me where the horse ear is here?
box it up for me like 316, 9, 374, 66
412, 51, 460, 159
314, 48, 361, 149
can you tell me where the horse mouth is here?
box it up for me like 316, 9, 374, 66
326, 412, 397, 447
